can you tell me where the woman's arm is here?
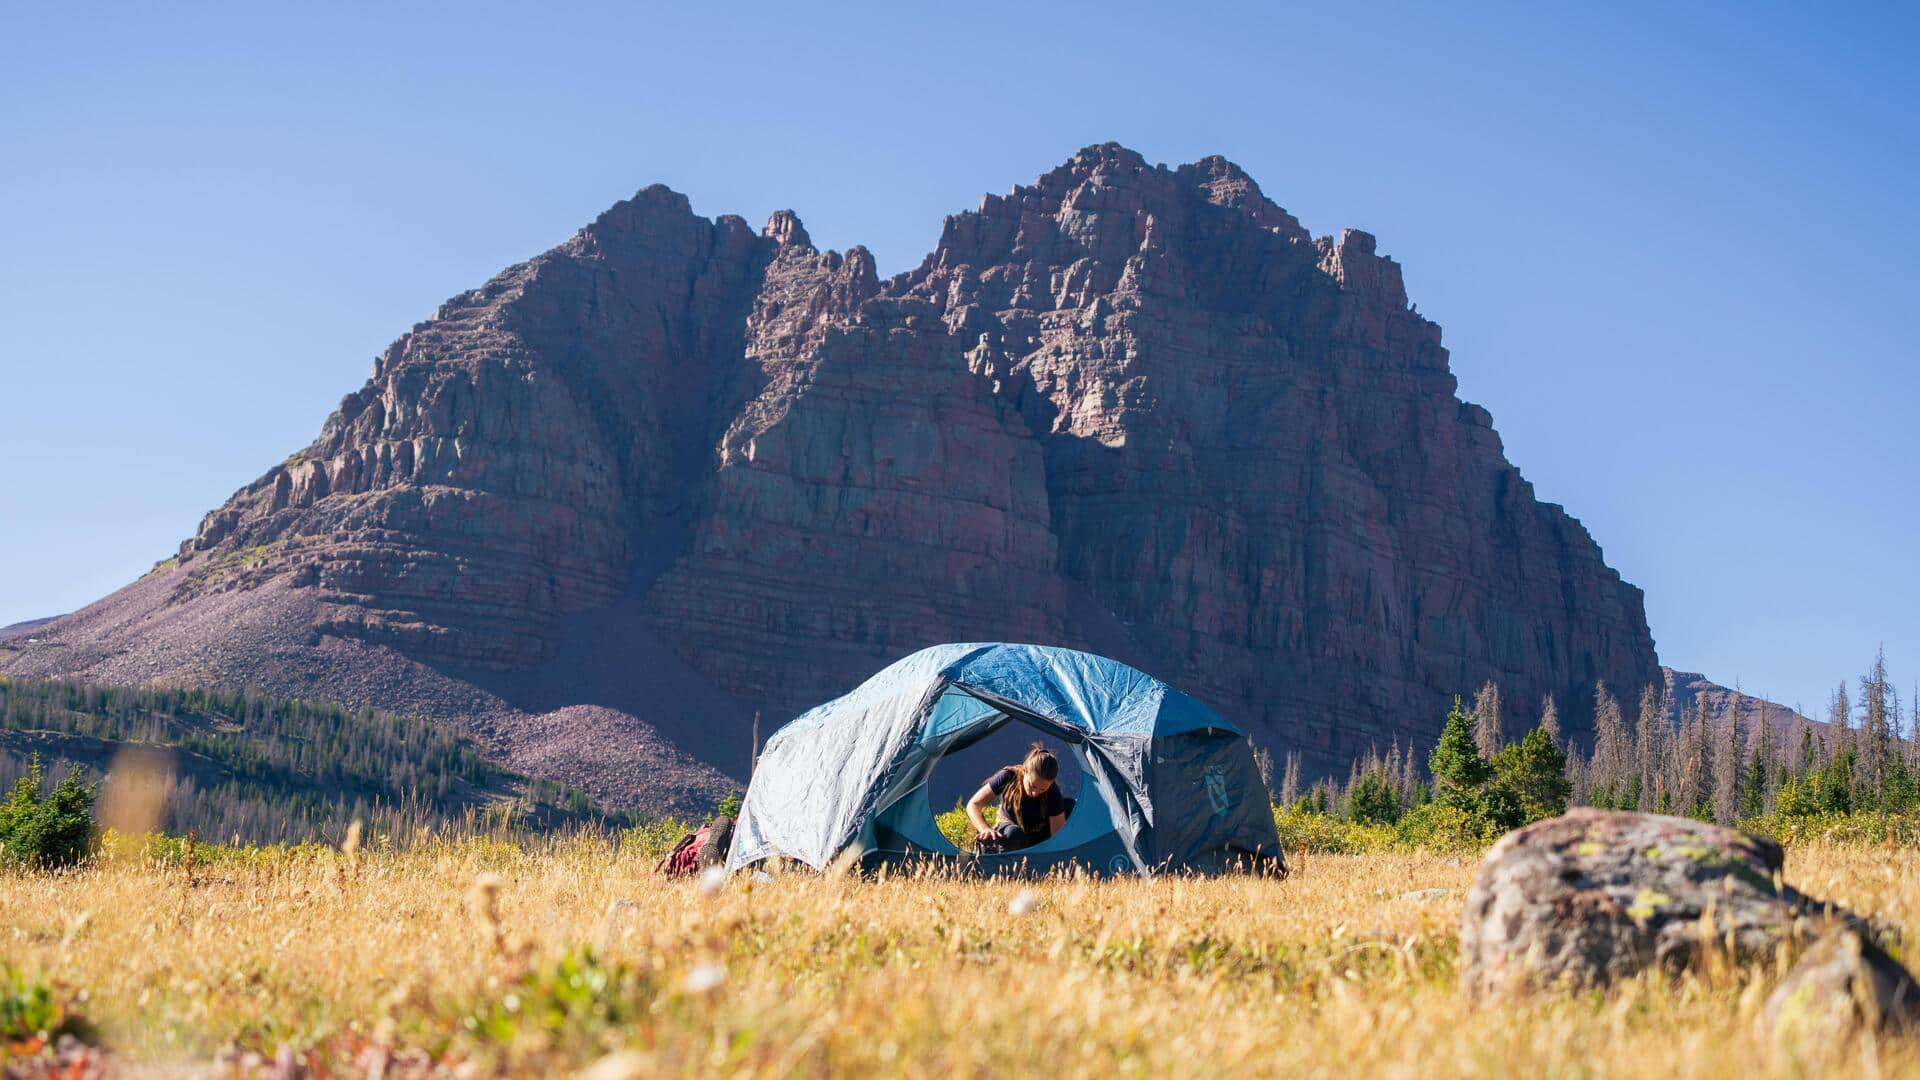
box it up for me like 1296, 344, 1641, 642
1048, 812, 1067, 838
965, 784, 1000, 841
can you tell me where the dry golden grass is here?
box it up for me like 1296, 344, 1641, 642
6, 837, 1920, 1077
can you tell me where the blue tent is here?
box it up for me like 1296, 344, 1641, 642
728, 643, 1285, 876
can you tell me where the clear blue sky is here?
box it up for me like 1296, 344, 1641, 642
2, 2, 1914, 719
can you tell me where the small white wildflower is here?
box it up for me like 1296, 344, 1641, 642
1008, 889, 1039, 917
697, 865, 728, 895
681, 963, 727, 994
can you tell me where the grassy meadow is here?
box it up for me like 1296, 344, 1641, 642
5, 833, 1920, 1077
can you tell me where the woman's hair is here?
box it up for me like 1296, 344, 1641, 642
999, 742, 1059, 827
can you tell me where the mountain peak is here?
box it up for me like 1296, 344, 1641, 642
762, 209, 812, 250
2, 148, 1660, 813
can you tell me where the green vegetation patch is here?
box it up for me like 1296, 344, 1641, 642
0, 677, 622, 846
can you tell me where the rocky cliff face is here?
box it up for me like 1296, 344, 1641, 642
2, 145, 1662, 810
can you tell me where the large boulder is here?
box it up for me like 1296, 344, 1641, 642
1460, 808, 1886, 994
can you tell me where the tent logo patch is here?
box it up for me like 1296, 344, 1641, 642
1203, 766, 1232, 816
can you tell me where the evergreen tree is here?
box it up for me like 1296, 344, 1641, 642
0, 756, 96, 870
1429, 696, 1493, 803
1492, 725, 1570, 822
1712, 691, 1744, 826
1306, 781, 1330, 815
1347, 763, 1402, 825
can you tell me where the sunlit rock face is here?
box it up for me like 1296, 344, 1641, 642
6, 145, 1659, 808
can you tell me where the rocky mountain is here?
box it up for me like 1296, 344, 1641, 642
0, 616, 59, 641
0, 144, 1662, 812
1663, 667, 1814, 737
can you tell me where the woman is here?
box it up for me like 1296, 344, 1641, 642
966, 742, 1067, 852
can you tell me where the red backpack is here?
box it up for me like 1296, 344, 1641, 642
658, 815, 734, 878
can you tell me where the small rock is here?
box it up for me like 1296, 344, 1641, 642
1399, 888, 1449, 901
577, 1050, 654, 1080
1763, 928, 1920, 1039
680, 963, 727, 995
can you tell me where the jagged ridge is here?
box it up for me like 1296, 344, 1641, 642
1, 144, 1661, 811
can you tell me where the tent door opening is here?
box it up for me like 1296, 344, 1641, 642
862, 684, 1120, 861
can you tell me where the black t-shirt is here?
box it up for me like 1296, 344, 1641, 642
988, 767, 1065, 839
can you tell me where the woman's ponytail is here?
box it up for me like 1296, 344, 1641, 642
998, 742, 1059, 828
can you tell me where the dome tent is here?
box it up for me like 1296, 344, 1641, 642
728, 643, 1285, 876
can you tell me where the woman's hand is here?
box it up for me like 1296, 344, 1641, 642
965, 782, 999, 844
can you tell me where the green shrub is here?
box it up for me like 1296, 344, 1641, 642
0, 965, 90, 1044
1272, 804, 1397, 854
460, 947, 654, 1051
1392, 802, 1497, 852
1742, 811, 1920, 847
0, 757, 96, 870
620, 818, 694, 864
935, 802, 975, 849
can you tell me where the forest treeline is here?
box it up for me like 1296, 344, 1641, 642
0, 675, 619, 845
1264, 648, 1914, 847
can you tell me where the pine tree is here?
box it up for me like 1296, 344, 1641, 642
1383, 741, 1403, 805
1712, 691, 1744, 826
1635, 683, 1666, 812
0, 756, 97, 870
1565, 742, 1589, 806
1250, 740, 1275, 793
1827, 682, 1853, 770
1540, 694, 1561, 746
1793, 712, 1816, 774
1279, 751, 1301, 808
1347, 762, 1402, 825
1750, 698, 1776, 816
1675, 697, 1711, 818
1492, 725, 1570, 822
1858, 648, 1892, 810
1474, 680, 1504, 758
1429, 696, 1493, 802
1397, 741, 1423, 807
1590, 682, 1628, 809
1911, 683, 1920, 775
